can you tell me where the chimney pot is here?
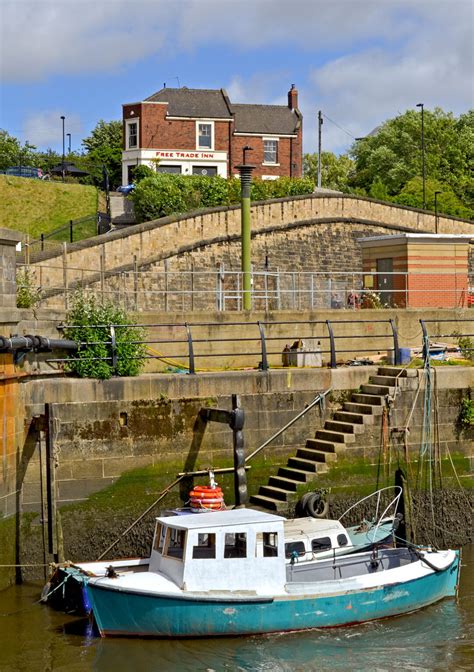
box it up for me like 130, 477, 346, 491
288, 85, 298, 110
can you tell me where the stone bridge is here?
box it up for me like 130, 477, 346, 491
28, 194, 473, 310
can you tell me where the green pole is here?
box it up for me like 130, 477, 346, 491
235, 163, 255, 311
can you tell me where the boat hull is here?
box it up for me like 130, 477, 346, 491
86, 551, 460, 638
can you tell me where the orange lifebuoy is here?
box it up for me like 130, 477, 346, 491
189, 489, 223, 499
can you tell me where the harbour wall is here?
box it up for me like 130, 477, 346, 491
0, 364, 472, 587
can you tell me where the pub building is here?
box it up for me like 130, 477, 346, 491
121, 85, 302, 185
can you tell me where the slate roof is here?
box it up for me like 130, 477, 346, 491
232, 104, 300, 135
143, 87, 301, 135
144, 88, 232, 119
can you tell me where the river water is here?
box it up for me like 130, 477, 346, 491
1, 545, 473, 672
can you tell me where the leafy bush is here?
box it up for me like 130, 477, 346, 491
131, 164, 156, 183
16, 267, 41, 308
456, 335, 474, 361
459, 398, 474, 427
131, 174, 315, 222
62, 292, 146, 379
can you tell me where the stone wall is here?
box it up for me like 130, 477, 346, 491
28, 195, 474, 310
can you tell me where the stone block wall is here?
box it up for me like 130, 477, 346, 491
29, 195, 474, 309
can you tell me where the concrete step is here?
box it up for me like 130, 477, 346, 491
296, 447, 337, 462
278, 466, 315, 482
360, 384, 395, 396
370, 375, 398, 387
316, 429, 355, 444
334, 410, 374, 425
268, 475, 301, 492
377, 367, 417, 378
259, 485, 289, 502
343, 401, 383, 416
351, 393, 386, 406
306, 438, 344, 453
324, 419, 364, 434
288, 457, 327, 473
249, 495, 281, 511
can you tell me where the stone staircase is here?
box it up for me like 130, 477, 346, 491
249, 366, 417, 512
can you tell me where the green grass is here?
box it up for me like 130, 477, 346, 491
0, 174, 98, 239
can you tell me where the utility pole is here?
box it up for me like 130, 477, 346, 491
235, 146, 255, 311
317, 110, 323, 188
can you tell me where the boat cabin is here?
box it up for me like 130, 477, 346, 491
283, 517, 352, 561
149, 509, 287, 592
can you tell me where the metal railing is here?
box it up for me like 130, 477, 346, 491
15, 265, 474, 313
9, 316, 472, 374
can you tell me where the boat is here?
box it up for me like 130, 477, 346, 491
80, 508, 460, 638
44, 486, 402, 615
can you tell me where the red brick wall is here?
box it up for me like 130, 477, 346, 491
123, 103, 303, 177
407, 273, 468, 308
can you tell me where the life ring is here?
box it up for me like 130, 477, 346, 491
304, 492, 329, 519
189, 497, 224, 505
189, 489, 223, 499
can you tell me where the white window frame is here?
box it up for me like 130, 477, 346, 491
126, 119, 139, 150
263, 137, 279, 165
196, 120, 214, 150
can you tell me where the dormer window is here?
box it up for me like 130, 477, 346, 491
197, 122, 213, 150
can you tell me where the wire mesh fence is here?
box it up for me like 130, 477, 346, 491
14, 263, 474, 313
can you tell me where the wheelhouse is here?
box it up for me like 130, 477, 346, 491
150, 509, 287, 592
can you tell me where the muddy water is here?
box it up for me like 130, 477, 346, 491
1, 546, 473, 672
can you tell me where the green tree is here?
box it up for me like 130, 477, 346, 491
393, 177, 473, 219
82, 120, 123, 189
349, 108, 474, 216
0, 130, 37, 170
303, 151, 354, 192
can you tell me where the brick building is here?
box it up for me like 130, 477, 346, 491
121, 85, 302, 185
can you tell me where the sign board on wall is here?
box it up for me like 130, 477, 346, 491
155, 150, 218, 160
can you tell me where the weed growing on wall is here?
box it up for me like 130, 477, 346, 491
16, 267, 41, 308
459, 398, 474, 427
63, 292, 147, 379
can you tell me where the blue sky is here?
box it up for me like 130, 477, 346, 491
1, 0, 472, 156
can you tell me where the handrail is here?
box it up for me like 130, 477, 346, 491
245, 388, 332, 463
338, 486, 403, 544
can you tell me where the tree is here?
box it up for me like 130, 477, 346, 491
393, 177, 473, 219
303, 151, 354, 192
349, 108, 474, 217
0, 129, 37, 170
82, 120, 123, 189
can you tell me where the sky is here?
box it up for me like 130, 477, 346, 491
0, 0, 472, 156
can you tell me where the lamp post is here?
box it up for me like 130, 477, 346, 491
416, 103, 426, 209
317, 110, 323, 188
434, 190, 441, 234
60, 115, 66, 182
66, 133, 71, 154
235, 146, 255, 311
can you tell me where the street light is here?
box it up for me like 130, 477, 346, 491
416, 103, 426, 209
66, 133, 71, 154
60, 115, 66, 182
434, 190, 442, 234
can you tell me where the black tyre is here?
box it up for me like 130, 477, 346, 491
305, 492, 329, 519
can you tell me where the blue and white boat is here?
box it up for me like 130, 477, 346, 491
82, 508, 460, 638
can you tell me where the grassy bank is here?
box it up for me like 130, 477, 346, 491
0, 174, 98, 238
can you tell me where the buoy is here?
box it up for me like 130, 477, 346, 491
188, 482, 225, 512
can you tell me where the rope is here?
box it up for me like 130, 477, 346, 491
0, 575, 69, 617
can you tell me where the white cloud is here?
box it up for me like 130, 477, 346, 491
1, 0, 472, 154
23, 110, 82, 148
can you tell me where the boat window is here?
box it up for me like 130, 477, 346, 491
311, 537, 332, 552
163, 527, 186, 560
224, 532, 247, 558
285, 541, 306, 559
153, 523, 165, 553
337, 534, 349, 547
257, 532, 279, 557
192, 533, 216, 559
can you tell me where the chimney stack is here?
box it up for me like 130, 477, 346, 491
288, 84, 298, 110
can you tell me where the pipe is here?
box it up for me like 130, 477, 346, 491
0, 334, 78, 353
